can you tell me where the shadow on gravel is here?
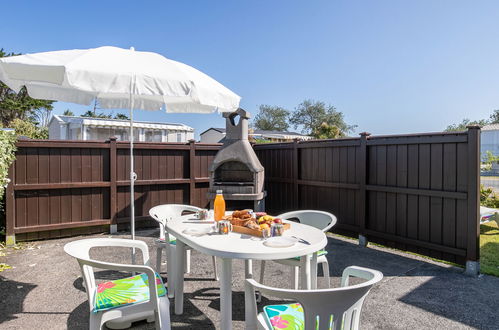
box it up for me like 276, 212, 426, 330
0, 276, 37, 324
325, 236, 499, 329
399, 263, 499, 329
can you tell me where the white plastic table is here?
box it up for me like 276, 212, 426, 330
166, 214, 327, 330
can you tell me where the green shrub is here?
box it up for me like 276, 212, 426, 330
0, 129, 17, 201
8, 118, 48, 139
480, 184, 499, 208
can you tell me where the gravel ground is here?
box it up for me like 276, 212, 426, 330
0, 229, 498, 329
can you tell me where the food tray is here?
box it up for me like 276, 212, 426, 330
232, 223, 291, 237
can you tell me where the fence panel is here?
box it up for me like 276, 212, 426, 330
254, 128, 481, 266
5, 128, 481, 266
5, 139, 220, 241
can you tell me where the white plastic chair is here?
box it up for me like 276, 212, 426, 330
245, 266, 383, 330
149, 204, 218, 298
260, 210, 337, 289
64, 238, 170, 330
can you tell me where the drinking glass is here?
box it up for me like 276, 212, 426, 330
261, 228, 271, 241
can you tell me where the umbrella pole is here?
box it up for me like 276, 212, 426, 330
130, 107, 135, 241
129, 73, 136, 265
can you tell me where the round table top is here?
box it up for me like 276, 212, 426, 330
165, 214, 328, 260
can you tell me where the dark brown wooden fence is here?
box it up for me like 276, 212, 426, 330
254, 127, 481, 266
5, 128, 481, 266
4, 138, 219, 241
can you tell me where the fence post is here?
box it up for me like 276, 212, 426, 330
109, 137, 118, 234
189, 139, 196, 206
465, 125, 480, 276
5, 164, 16, 246
358, 132, 370, 247
292, 139, 299, 209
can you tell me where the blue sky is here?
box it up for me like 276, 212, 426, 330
3, 1, 499, 138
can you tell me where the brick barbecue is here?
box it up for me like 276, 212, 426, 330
207, 108, 265, 211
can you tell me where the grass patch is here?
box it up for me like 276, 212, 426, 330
480, 221, 499, 277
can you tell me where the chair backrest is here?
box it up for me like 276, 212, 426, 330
64, 238, 151, 311
149, 204, 203, 239
277, 210, 337, 232
247, 266, 383, 330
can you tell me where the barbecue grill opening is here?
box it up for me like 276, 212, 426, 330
214, 161, 254, 183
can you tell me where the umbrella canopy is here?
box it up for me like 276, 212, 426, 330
0, 46, 240, 112
0, 46, 241, 244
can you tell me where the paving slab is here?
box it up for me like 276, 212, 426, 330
0, 230, 497, 329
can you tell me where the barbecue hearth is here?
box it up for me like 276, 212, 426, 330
208, 108, 265, 211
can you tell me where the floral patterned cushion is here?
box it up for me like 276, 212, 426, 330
264, 303, 305, 329
93, 272, 167, 312
156, 237, 177, 245
291, 249, 328, 260
263, 303, 333, 329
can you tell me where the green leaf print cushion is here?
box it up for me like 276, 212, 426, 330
263, 303, 305, 329
263, 303, 334, 329
93, 272, 167, 312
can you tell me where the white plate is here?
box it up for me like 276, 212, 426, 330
183, 225, 213, 236
263, 236, 298, 248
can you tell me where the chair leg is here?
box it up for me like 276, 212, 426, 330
167, 245, 175, 298
185, 249, 191, 274
257, 260, 266, 303
292, 266, 299, 290
89, 312, 104, 330
321, 259, 330, 288
212, 256, 219, 281
157, 297, 171, 330
156, 246, 163, 273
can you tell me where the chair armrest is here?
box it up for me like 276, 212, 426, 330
340, 266, 383, 287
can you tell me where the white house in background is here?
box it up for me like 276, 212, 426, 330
481, 124, 499, 157
48, 115, 194, 142
199, 127, 313, 143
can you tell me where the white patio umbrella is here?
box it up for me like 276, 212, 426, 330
0, 46, 240, 244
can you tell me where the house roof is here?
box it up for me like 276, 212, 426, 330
482, 124, 499, 131
199, 127, 311, 139
50, 115, 194, 131
199, 127, 226, 135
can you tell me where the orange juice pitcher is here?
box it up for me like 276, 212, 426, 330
214, 190, 226, 221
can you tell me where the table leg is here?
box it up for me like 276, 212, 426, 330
311, 252, 318, 289
220, 258, 233, 330
174, 240, 186, 315
244, 259, 256, 329
244, 259, 253, 279
300, 254, 311, 289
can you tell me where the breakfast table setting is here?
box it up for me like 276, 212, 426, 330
165, 208, 328, 330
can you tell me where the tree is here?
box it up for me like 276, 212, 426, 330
81, 110, 112, 119
63, 109, 74, 116
253, 105, 290, 131
445, 118, 488, 132
312, 122, 342, 139
0, 48, 55, 126
489, 110, 499, 124
31, 107, 52, 127
290, 99, 356, 137
445, 109, 499, 131
114, 113, 129, 120
8, 118, 48, 139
